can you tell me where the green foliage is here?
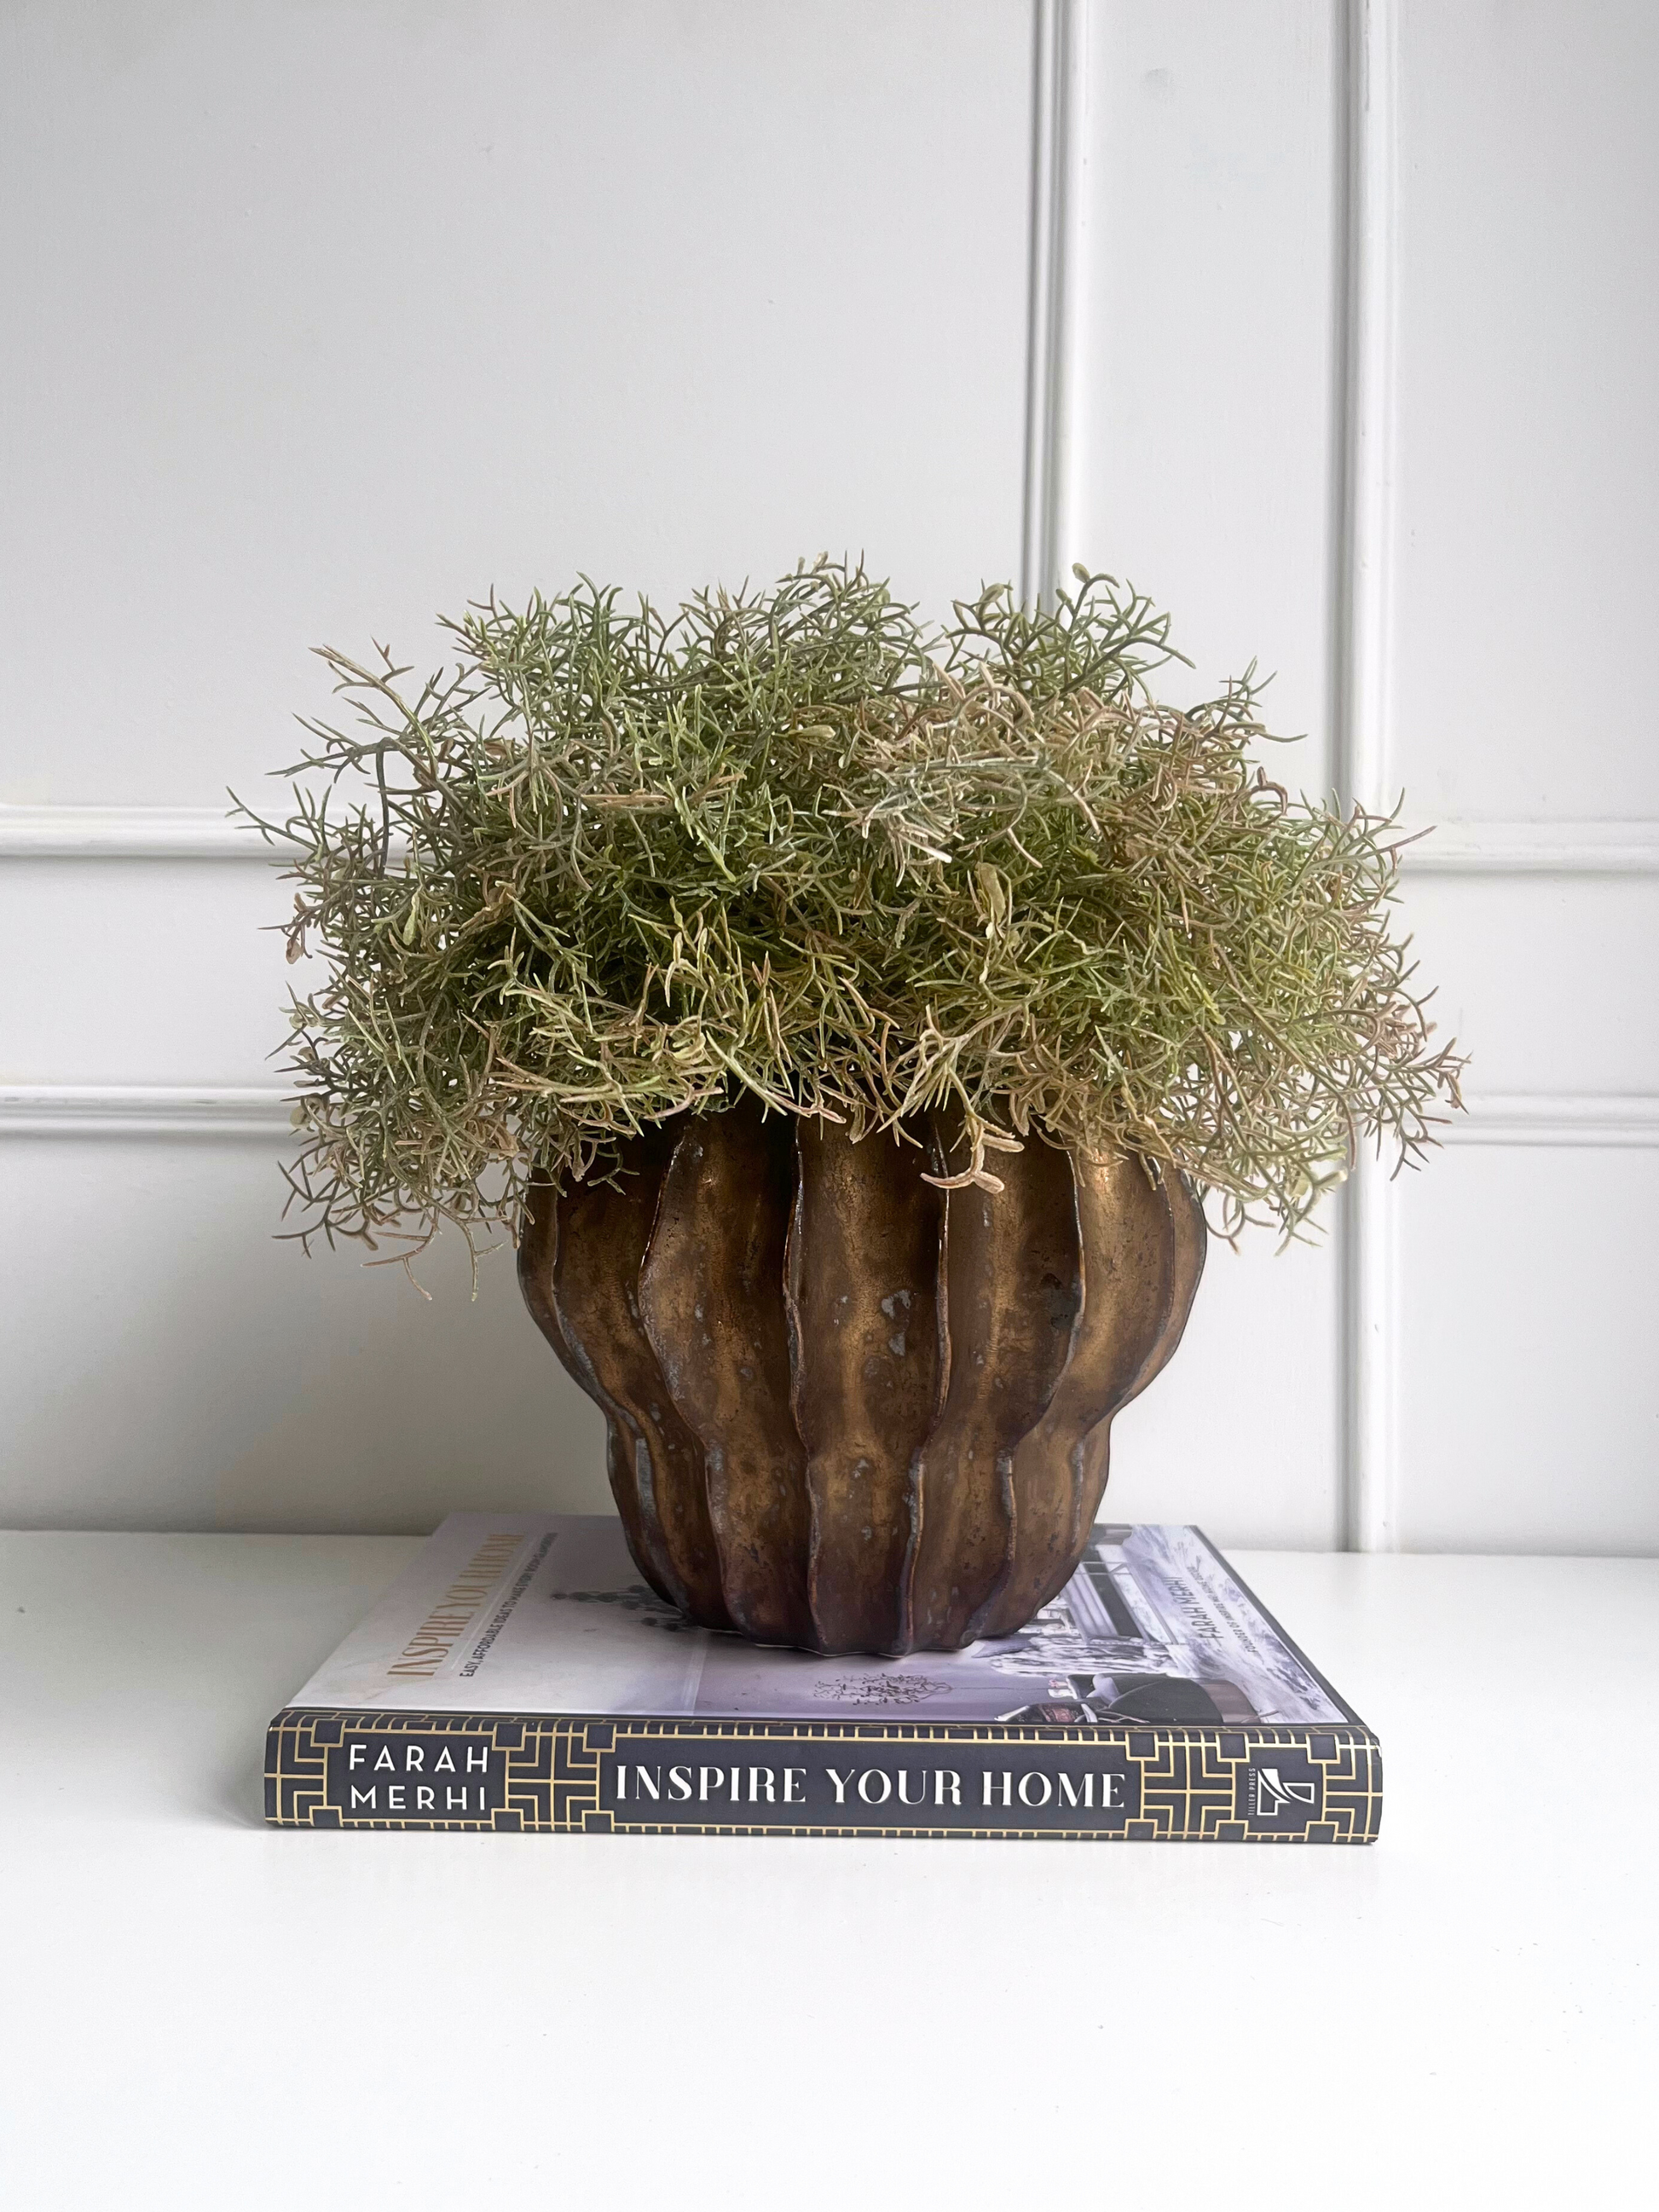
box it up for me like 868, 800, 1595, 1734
243, 558, 1463, 1258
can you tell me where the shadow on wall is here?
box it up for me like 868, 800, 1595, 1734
0, 1134, 609, 1533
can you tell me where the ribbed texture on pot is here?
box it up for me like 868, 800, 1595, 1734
519, 1099, 1205, 1655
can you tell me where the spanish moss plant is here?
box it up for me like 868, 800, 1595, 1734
243, 558, 1463, 1262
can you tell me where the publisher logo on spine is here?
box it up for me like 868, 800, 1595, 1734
1238, 1749, 1323, 1833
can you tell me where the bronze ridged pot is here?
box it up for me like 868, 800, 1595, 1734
519, 1098, 1205, 1655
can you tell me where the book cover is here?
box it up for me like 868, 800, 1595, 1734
265, 1514, 1379, 1842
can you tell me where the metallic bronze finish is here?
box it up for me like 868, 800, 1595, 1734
521, 1102, 1205, 1655
638, 1100, 814, 1648
969, 1146, 1177, 1639
517, 1165, 673, 1603
1061, 1162, 1211, 1571
785, 1118, 945, 1654
903, 1133, 1082, 1651
519, 1131, 731, 1628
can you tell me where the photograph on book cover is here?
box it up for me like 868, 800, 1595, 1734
290, 1514, 1350, 1730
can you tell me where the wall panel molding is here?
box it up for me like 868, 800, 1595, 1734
1401, 819, 1659, 875
1335, 0, 1398, 821
0, 806, 289, 860
9, 1083, 1651, 1151
1020, 0, 1086, 610
1337, 0, 1400, 1553
1449, 1093, 1659, 1148
0, 1086, 294, 1136
12, 1083, 1646, 1149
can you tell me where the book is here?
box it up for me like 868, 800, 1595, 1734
265, 1513, 1379, 1843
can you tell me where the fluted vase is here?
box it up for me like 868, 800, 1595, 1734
518, 1099, 1205, 1656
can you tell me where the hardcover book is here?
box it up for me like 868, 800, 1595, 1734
265, 1514, 1379, 1843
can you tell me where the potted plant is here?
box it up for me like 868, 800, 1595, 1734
250, 560, 1461, 1655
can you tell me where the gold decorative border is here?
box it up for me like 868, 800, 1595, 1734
266, 1712, 1381, 1844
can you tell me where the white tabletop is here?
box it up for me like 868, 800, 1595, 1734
2, 1531, 1653, 2211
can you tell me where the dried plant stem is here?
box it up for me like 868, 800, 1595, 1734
240, 560, 1464, 1261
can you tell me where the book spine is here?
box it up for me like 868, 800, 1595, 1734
266, 1711, 1381, 1843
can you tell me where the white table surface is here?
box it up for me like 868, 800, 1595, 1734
2, 1532, 1653, 2212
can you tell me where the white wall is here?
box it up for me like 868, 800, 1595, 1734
1369, 0, 1659, 1552
3, 0, 1655, 1553
1061, 1, 1348, 1548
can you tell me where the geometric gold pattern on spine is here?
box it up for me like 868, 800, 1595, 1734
518, 1100, 1206, 1656
265, 1712, 1380, 1843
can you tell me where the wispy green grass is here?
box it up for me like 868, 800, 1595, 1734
243, 558, 1462, 1259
